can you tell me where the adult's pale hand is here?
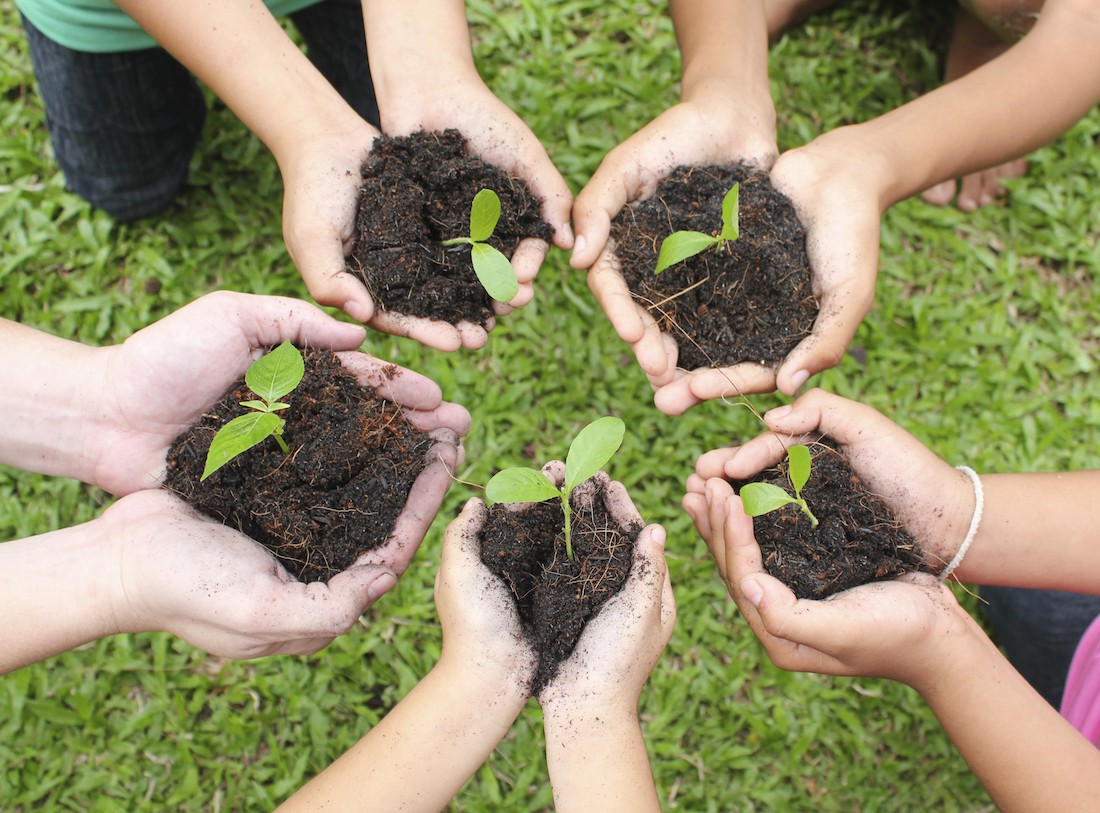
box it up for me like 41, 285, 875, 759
435, 499, 538, 690
103, 490, 400, 658
683, 388, 974, 579
687, 475, 974, 692
86, 291, 469, 497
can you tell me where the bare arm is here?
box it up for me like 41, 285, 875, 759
814, 0, 1100, 209
694, 479, 1100, 812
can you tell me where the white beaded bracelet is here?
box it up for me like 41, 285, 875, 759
940, 465, 983, 581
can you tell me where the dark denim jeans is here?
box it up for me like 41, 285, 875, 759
21, 0, 378, 222
982, 585, 1100, 708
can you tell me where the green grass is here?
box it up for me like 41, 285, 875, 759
2, 0, 1099, 810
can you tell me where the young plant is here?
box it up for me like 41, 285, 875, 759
484, 416, 626, 560
739, 443, 820, 528
201, 340, 305, 481
441, 188, 519, 302
654, 182, 740, 273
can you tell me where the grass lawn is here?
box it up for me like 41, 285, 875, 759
3, 0, 1099, 810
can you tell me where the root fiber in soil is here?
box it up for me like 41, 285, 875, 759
347, 129, 552, 326
165, 349, 435, 583
733, 438, 931, 599
611, 163, 818, 371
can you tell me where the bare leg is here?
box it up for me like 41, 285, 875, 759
921, 4, 1033, 210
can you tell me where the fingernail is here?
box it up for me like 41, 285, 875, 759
766, 404, 792, 421
344, 300, 368, 323
572, 234, 586, 258
741, 578, 764, 607
789, 369, 810, 391
367, 571, 397, 602
650, 525, 667, 547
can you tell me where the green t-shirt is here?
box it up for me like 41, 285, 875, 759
16, 0, 321, 53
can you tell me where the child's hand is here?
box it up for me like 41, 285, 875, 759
690, 476, 974, 691
684, 388, 975, 574
537, 475, 675, 712
435, 499, 538, 692
573, 100, 780, 415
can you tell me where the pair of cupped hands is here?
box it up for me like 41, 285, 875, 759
82, 291, 676, 700
283, 91, 882, 416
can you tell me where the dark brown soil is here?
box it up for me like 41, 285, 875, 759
346, 129, 553, 326
611, 163, 818, 371
479, 479, 641, 693
732, 437, 931, 599
164, 349, 435, 583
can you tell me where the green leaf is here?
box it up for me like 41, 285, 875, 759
485, 467, 561, 505
245, 341, 305, 404
239, 399, 270, 412
471, 243, 519, 301
201, 412, 283, 480
787, 444, 812, 494
720, 183, 740, 241
469, 188, 502, 243
655, 230, 720, 273
738, 482, 798, 518
564, 416, 625, 493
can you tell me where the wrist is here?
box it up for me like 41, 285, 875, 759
785, 127, 898, 213
436, 651, 531, 719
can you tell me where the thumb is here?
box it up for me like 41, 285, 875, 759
328, 564, 399, 615
572, 163, 632, 270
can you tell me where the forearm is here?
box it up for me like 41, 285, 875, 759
918, 609, 1100, 812
0, 319, 105, 481
114, 0, 361, 163
843, 0, 1100, 207
543, 702, 660, 813
0, 518, 120, 673
361, 0, 477, 113
278, 657, 527, 812
954, 471, 1100, 593
672, 0, 772, 117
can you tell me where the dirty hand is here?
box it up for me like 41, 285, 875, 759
435, 499, 538, 691
537, 473, 676, 711
686, 475, 974, 690
577, 102, 779, 415
381, 70, 573, 333
87, 291, 468, 499
103, 489, 395, 658
682, 388, 974, 575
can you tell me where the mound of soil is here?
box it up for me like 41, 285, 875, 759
732, 438, 930, 599
611, 163, 818, 371
479, 479, 640, 693
347, 129, 552, 326
165, 349, 435, 583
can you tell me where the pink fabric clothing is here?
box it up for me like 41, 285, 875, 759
1061, 613, 1100, 747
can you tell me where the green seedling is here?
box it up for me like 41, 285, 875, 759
654, 182, 740, 273
484, 416, 626, 561
201, 341, 305, 481
739, 443, 819, 528
442, 188, 519, 302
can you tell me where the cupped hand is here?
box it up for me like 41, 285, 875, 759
435, 499, 538, 690
537, 474, 675, 710
686, 476, 973, 691
383, 71, 573, 314
103, 489, 394, 658
576, 102, 779, 415
89, 291, 468, 498
683, 388, 974, 578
